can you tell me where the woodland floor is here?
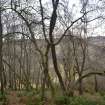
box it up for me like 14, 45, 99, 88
7, 91, 26, 105
0, 90, 105, 105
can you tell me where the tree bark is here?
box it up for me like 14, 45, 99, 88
49, 0, 66, 93
94, 75, 98, 92
51, 44, 66, 92
0, 5, 4, 94
78, 76, 83, 95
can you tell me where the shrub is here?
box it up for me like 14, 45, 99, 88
0, 92, 6, 101
26, 96, 43, 105
55, 96, 104, 105
17, 92, 24, 97
99, 91, 105, 97
0, 92, 8, 105
69, 96, 99, 105
54, 96, 70, 105
17, 90, 37, 97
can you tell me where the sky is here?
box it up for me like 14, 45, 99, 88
65, 0, 105, 37
3, 0, 105, 37
42, 0, 105, 37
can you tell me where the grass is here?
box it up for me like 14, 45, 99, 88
55, 95, 105, 105
2, 89, 105, 105
0, 91, 8, 105
24, 90, 105, 105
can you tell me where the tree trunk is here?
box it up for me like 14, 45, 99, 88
78, 77, 83, 95
94, 75, 98, 92
51, 44, 66, 93
41, 54, 55, 100
0, 6, 4, 94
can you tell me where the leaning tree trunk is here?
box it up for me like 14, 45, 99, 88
48, 0, 66, 94
51, 44, 66, 92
